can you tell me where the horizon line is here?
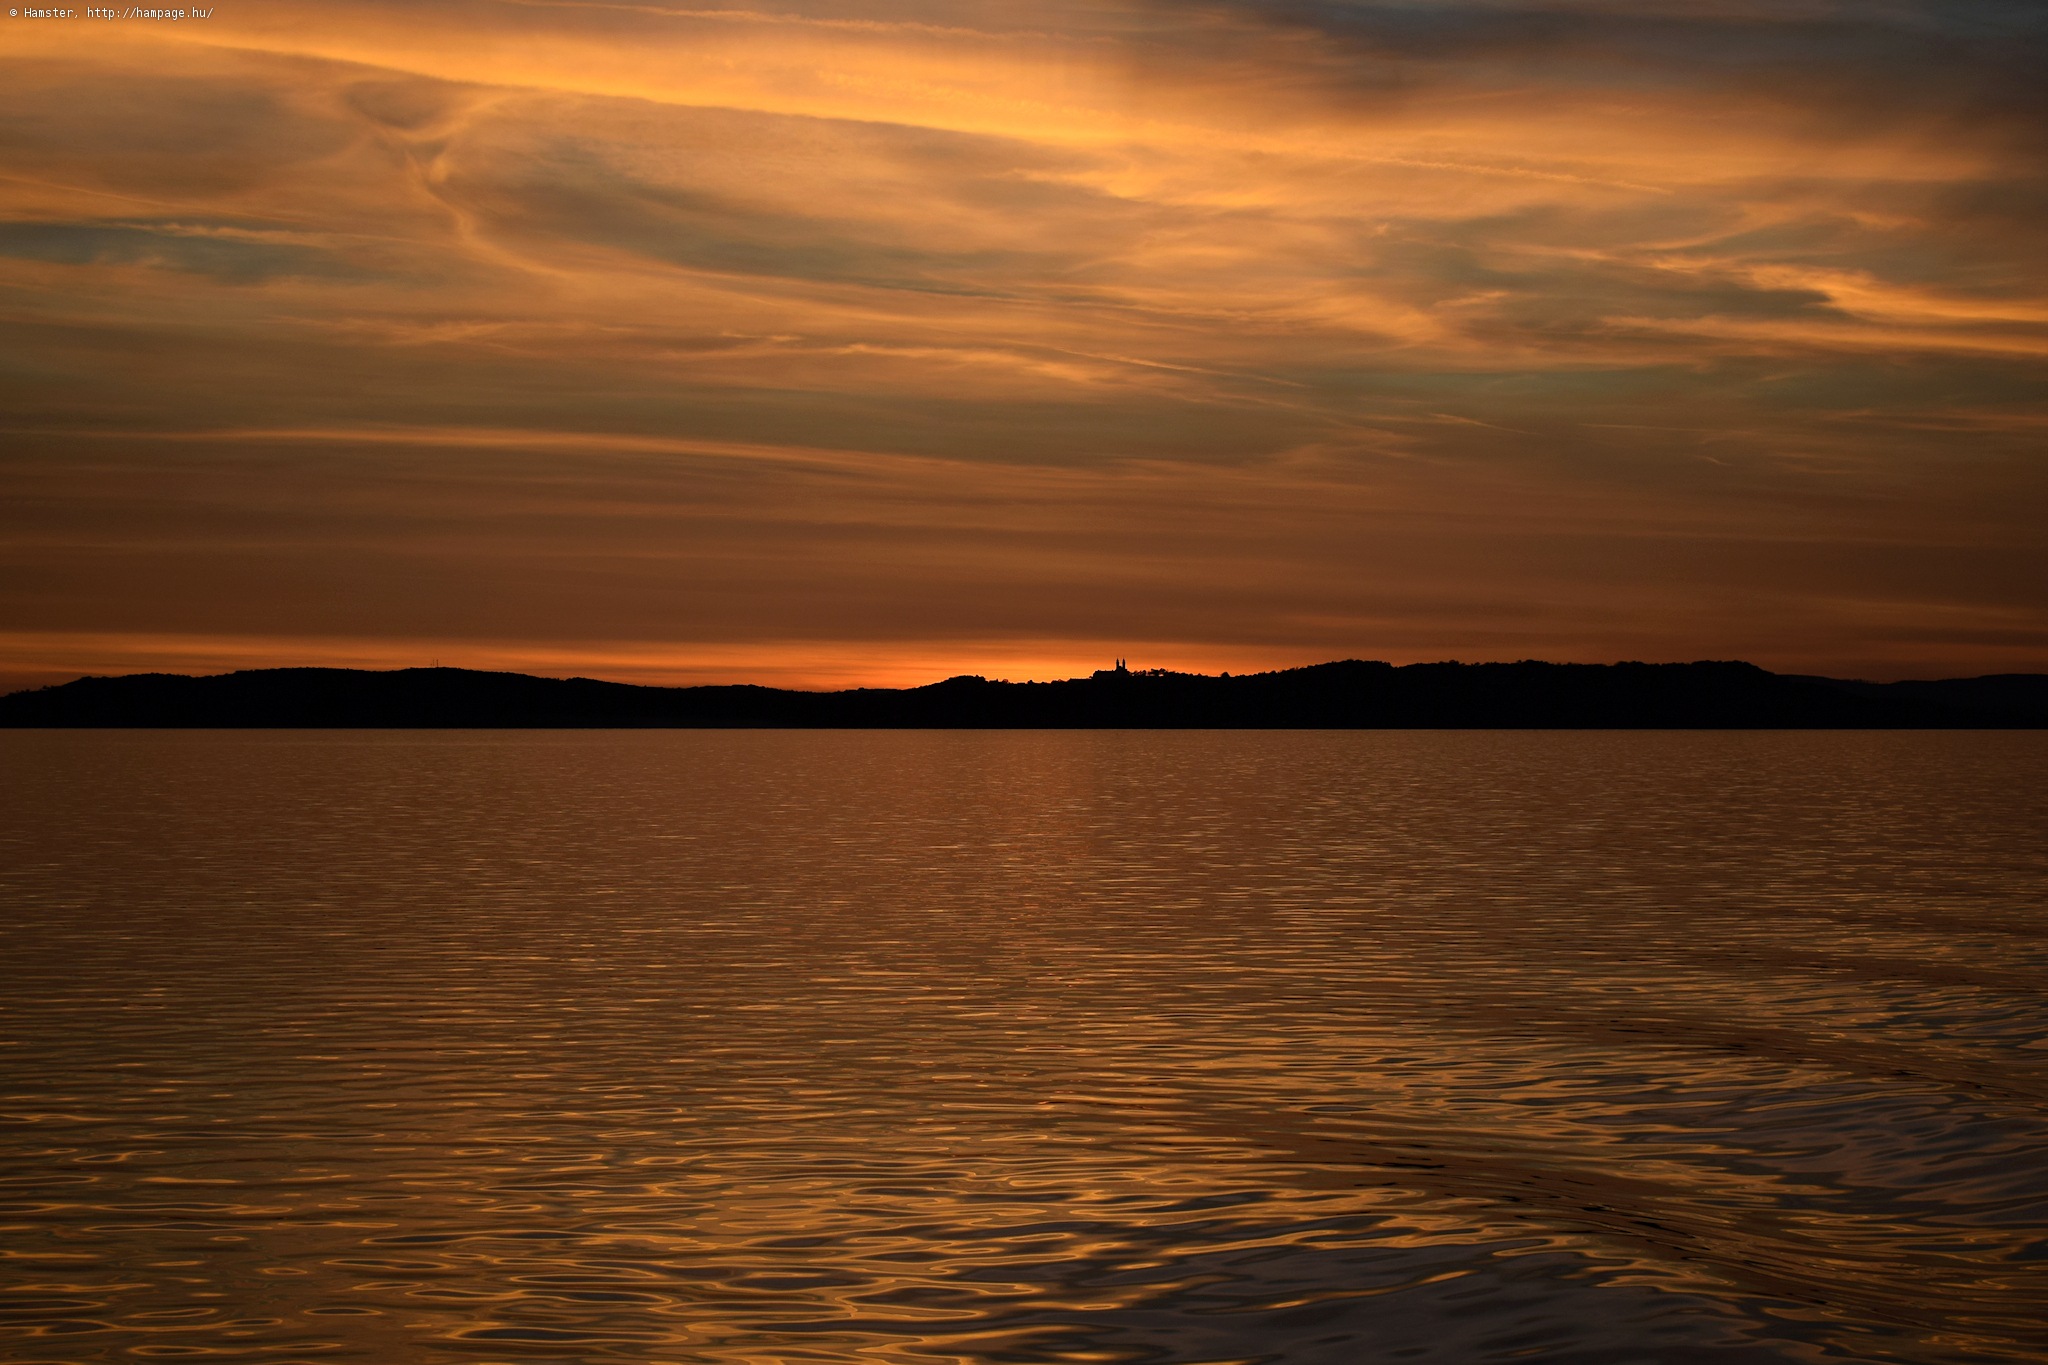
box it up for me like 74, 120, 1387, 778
13, 656, 2046, 702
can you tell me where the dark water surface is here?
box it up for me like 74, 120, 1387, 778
4, 731, 2047, 1365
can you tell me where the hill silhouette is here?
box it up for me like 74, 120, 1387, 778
3, 660, 2044, 728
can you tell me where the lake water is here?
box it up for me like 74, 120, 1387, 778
3, 730, 2046, 1365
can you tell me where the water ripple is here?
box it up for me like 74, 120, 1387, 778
2, 729, 2045, 1363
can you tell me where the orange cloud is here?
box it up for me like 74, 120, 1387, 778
2, 0, 2044, 686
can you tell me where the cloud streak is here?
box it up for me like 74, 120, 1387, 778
1, 0, 2043, 688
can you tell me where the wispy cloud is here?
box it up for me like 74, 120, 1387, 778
1, 0, 2043, 686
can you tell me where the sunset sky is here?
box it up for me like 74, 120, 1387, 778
3, 0, 2044, 690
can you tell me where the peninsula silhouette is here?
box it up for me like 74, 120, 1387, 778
3, 660, 2044, 728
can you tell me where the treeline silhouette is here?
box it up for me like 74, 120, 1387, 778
3, 660, 2044, 727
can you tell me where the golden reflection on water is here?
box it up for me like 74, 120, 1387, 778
2, 731, 2046, 1364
